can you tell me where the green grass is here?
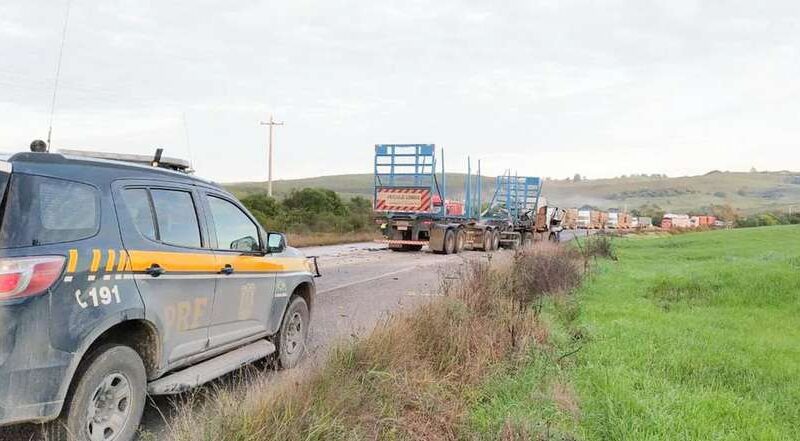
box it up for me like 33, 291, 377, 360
469, 225, 800, 440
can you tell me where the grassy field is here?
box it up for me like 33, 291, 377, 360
576, 225, 800, 440
471, 225, 800, 440
225, 171, 800, 215
162, 227, 799, 440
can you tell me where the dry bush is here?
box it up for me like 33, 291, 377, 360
511, 244, 583, 311
582, 234, 617, 260
166, 245, 583, 441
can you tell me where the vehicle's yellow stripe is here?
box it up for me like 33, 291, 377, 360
117, 250, 128, 272
67, 249, 78, 273
105, 249, 116, 272
126, 250, 309, 273
90, 249, 102, 272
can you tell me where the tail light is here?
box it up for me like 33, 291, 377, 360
0, 256, 66, 300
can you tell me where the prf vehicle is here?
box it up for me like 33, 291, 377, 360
0, 147, 318, 440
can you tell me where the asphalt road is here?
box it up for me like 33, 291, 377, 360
1, 232, 586, 440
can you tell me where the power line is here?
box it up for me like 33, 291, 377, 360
47, 0, 73, 150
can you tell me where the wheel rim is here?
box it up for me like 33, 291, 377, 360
86, 372, 132, 441
285, 311, 304, 355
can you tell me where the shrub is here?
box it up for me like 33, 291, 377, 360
583, 235, 617, 260
239, 188, 374, 236
165, 245, 584, 441
510, 245, 582, 312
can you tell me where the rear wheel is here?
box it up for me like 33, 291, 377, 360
277, 296, 310, 369
455, 230, 466, 253
62, 345, 147, 441
488, 231, 498, 251
523, 232, 534, 248
483, 231, 493, 251
443, 229, 456, 255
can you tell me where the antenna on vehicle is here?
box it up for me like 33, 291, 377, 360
46, 0, 73, 151
152, 148, 164, 167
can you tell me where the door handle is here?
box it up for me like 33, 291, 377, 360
220, 264, 234, 275
145, 264, 165, 277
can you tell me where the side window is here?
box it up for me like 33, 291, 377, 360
207, 196, 260, 252
0, 174, 99, 248
121, 189, 156, 241
150, 189, 202, 248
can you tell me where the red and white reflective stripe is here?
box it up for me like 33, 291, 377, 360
376, 240, 429, 246
374, 188, 432, 212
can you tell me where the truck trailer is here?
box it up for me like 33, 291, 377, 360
373, 144, 501, 253
577, 206, 607, 229
373, 144, 556, 253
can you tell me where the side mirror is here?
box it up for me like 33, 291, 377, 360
230, 236, 259, 252
267, 232, 286, 254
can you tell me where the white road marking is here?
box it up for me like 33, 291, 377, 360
316, 266, 418, 295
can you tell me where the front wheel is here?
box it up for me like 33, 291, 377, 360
62, 345, 147, 441
277, 296, 310, 369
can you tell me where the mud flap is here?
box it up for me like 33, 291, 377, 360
429, 225, 448, 253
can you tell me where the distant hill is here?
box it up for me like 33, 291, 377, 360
224, 171, 800, 215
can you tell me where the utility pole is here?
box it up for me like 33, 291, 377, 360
259, 115, 284, 197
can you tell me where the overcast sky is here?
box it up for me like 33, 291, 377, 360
1, 1, 798, 182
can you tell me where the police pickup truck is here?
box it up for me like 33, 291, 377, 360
0, 146, 318, 440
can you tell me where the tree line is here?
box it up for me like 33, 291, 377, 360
240, 188, 374, 234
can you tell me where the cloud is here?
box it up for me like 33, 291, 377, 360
0, 0, 799, 182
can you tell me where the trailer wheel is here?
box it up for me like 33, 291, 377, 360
491, 231, 500, 251
455, 230, 466, 253
523, 232, 534, 248
444, 229, 456, 255
483, 231, 493, 251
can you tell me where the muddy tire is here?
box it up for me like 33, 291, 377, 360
277, 296, 310, 369
523, 232, 534, 248
483, 231, 493, 251
492, 231, 501, 251
443, 229, 456, 255
455, 230, 466, 253
60, 345, 147, 441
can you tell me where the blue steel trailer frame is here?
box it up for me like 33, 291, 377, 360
484, 173, 543, 225
374, 144, 446, 217
374, 144, 508, 253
